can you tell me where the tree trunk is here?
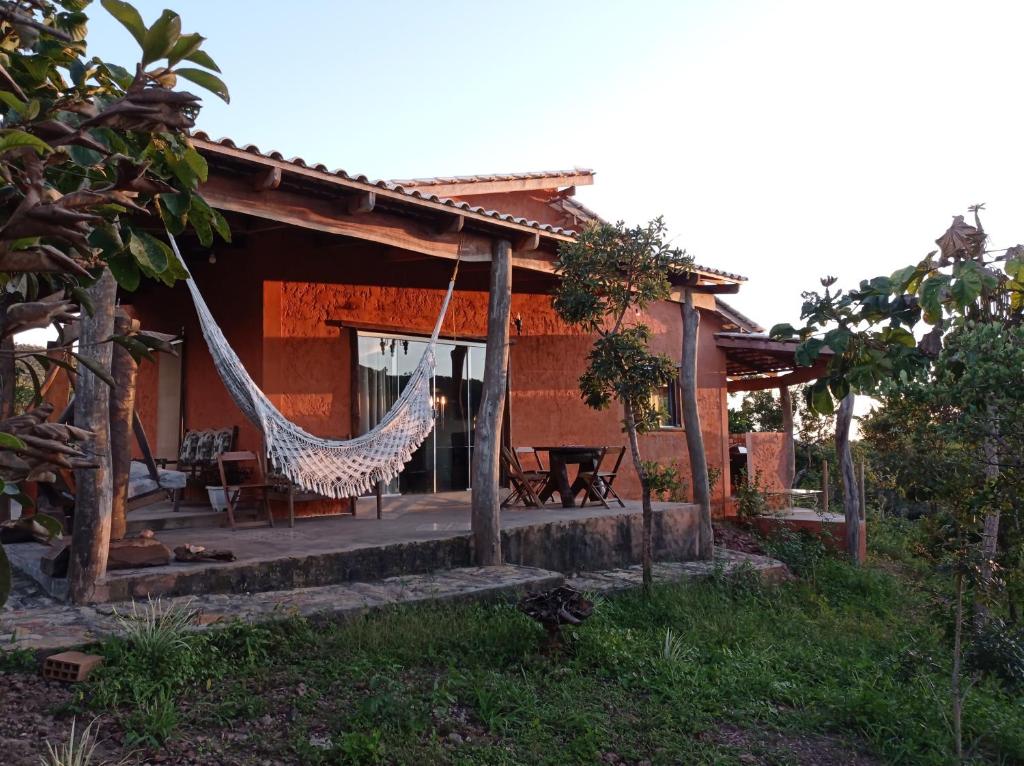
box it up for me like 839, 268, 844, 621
109, 311, 139, 541
821, 459, 829, 514
0, 294, 15, 522
976, 410, 1001, 625
470, 238, 511, 567
623, 401, 652, 589
680, 290, 712, 559
780, 385, 796, 488
835, 393, 863, 565
68, 270, 117, 604
952, 572, 965, 762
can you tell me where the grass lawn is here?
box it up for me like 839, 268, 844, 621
7, 525, 1024, 765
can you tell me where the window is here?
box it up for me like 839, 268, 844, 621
651, 380, 681, 428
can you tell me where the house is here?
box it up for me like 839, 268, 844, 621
121, 133, 770, 516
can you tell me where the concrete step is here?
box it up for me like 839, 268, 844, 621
126, 507, 225, 535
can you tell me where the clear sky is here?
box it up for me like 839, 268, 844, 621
83, 0, 1024, 330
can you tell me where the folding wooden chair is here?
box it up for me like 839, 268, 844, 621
578, 446, 627, 508
217, 451, 275, 529
501, 446, 548, 508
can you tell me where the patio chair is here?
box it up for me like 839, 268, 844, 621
500, 445, 548, 508
158, 426, 238, 502
515, 447, 547, 473
577, 446, 626, 508
217, 450, 275, 529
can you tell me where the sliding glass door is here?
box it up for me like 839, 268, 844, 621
356, 332, 484, 494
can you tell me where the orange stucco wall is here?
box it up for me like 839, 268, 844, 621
126, 226, 733, 513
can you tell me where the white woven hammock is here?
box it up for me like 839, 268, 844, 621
168, 233, 455, 499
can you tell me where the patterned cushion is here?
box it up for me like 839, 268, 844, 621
177, 430, 203, 467
179, 428, 235, 467
211, 428, 234, 459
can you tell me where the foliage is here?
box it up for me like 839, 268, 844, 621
771, 208, 1024, 751
640, 458, 681, 500
0, 0, 229, 606
554, 217, 690, 586
40, 717, 112, 766
728, 389, 785, 433
39, 560, 1022, 764
553, 218, 685, 433
734, 468, 767, 518
111, 595, 198, 657
761, 525, 829, 580
770, 207, 1021, 415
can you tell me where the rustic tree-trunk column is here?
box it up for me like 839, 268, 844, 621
779, 385, 796, 488
471, 238, 512, 566
821, 459, 829, 514
0, 295, 16, 522
68, 270, 117, 603
680, 289, 712, 559
109, 311, 139, 541
835, 393, 862, 565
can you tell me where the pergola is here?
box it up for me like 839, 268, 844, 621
716, 331, 833, 488
716, 333, 831, 394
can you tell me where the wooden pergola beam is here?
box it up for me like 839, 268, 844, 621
726, 359, 830, 393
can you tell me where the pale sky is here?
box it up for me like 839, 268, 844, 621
68, 1, 1024, 332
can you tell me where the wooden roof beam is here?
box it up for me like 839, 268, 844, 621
437, 212, 464, 234
251, 166, 281, 191
347, 190, 376, 215
515, 231, 540, 253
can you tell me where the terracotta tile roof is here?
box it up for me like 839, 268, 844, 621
190, 133, 747, 282
191, 132, 578, 238
389, 169, 594, 188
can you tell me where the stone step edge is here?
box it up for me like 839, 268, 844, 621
1, 550, 787, 655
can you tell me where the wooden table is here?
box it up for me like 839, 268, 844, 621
534, 446, 602, 508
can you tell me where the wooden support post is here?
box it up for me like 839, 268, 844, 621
858, 460, 866, 521
109, 311, 139, 541
0, 294, 16, 522
376, 479, 383, 520
836, 393, 863, 565
779, 385, 796, 489
471, 238, 512, 566
68, 270, 117, 604
821, 459, 829, 514
680, 289, 712, 559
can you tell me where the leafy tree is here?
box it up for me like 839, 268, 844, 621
554, 218, 688, 588
728, 389, 785, 433
0, 0, 230, 605
772, 207, 1024, 760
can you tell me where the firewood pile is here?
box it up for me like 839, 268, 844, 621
517, 586, 594, 650
0, 402, 96, 485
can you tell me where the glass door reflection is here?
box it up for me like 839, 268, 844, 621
357, 332, 484, 494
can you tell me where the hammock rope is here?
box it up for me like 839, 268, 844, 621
167, 232, 458, 499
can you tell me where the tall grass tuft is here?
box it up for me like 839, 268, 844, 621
39, 717, 104, 766
112, 596, 199, 656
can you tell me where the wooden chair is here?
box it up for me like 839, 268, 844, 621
577, 446, 627, 508
217, 451, 275, 529
500, 445, 548, 508
515, 447, 547, 473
